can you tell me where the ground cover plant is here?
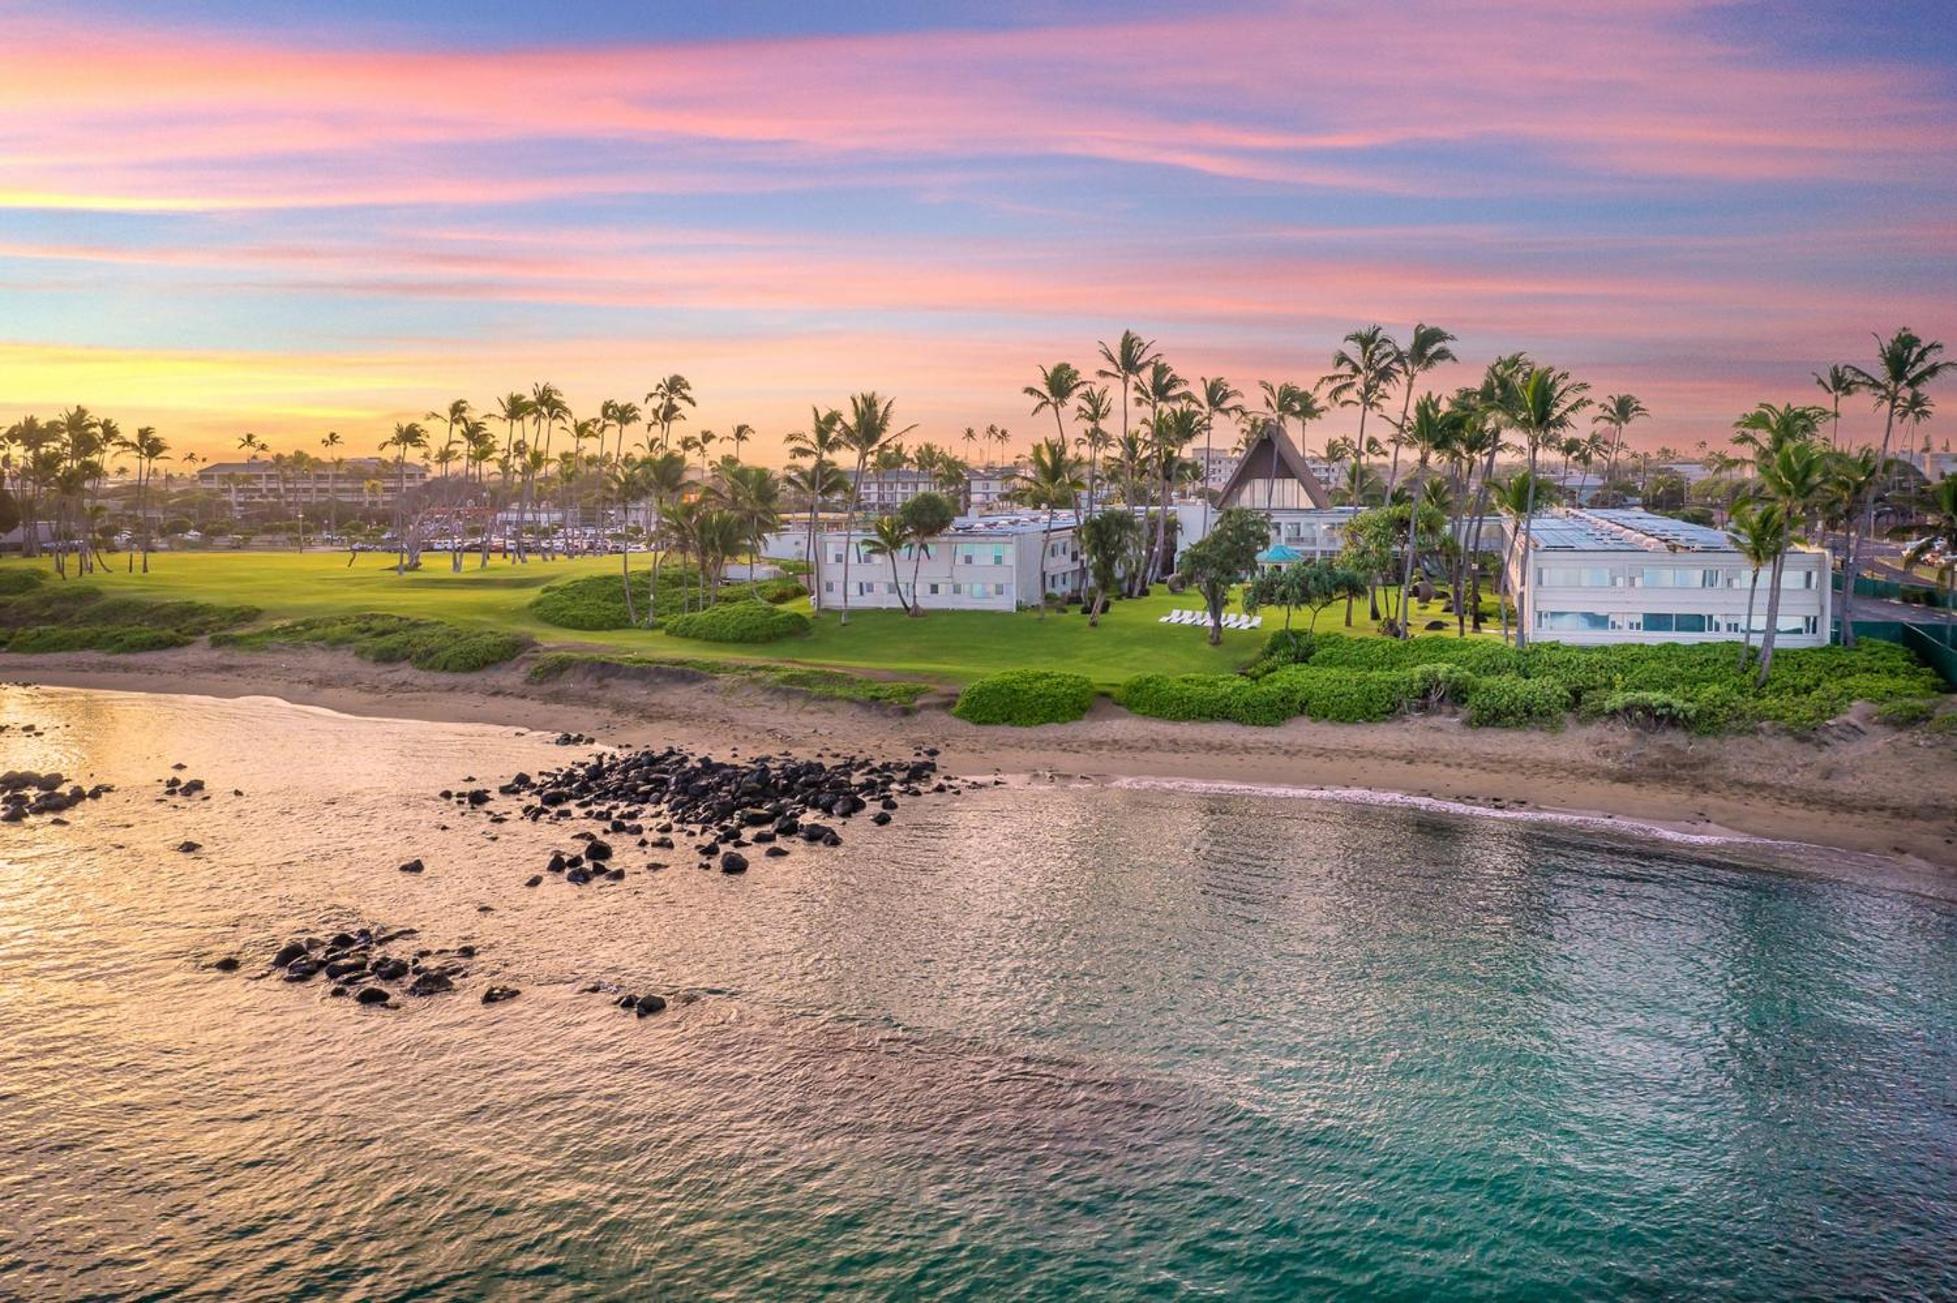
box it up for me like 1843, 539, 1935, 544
526, 651, 932, 707
0, 569, 258, 654
952, 670, 1098, 726
213, 612, 530, 672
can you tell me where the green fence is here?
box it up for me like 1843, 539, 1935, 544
1837, 574, 1955, 610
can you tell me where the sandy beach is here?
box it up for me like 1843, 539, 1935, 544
7, 644, 1956, 870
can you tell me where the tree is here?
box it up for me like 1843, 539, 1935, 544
1010, 436, 1085, 617
784, 406, 844, 602
898, 491, 957, 615
1392, 394, 1469, 636
608, 455, 646, 623
1073, 386, 1114, 516
1145, 402, 1199, 582
714, 463, 783, 600
1506, 365, 1592, 647
638, 450, 690, 624
1592, 393, 1649, 488
1025, 361, 1086, 478
1323, 325, 1404, 494
1842, 329, 1953, 645
1728, 500, 1787, 672
1749, 437, 1828, 683
1194, 375, 1244, 536
861, 514, 913, 614
835, 392, 914, 626
1095, 329, 1158, 519
1384, 324, 1457, 495
1077, 508, 1140, 626
1812, 365, 1858, 450
1244, 559, 1367, 633
645, 375, 696, 451
1177, 506, 1268, 645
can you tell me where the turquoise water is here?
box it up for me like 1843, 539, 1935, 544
1, 687, 1952, 1299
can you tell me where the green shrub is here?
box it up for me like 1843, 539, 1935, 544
1407, 662, 1478, 709
1593, 690, 1698, 729
1259, 665, 1419, 723
4, 623, 194, 654
954, 670, 1098, 726
1244, 628, 1318, 678
1873, 697, 1938, 727
1464, 675, 1571, 729
531, 569, 805, 630
663, 600, 811, 644
1115, 672, 1294, 725
0, 569, 47, 595
527, 651, 932, 706
0, 576, 254, 653
213, 612, 530, 672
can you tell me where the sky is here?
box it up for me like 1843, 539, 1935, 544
2, 0, 1955, 465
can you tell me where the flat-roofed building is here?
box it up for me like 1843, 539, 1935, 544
1505, 507, 1831, 646
196, 458, 423, 506
812, 513, 1082, 612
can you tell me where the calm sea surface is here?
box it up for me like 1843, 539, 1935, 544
1, 685, 1952, 1301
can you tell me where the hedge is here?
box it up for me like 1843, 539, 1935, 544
531, 569, 805, 631
212, 612, 531, 672
953, 670, 1098, 726
1114, 673, 1296, 725
662, 600, 811, 644
1463, 676, 1571, 729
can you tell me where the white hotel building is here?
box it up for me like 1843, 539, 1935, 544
1505, 508, 1831, 646
812, 514, 1084, 612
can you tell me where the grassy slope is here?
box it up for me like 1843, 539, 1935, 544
0, 552, 1484, 688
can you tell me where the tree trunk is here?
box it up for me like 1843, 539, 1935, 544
1740, 570, 1760, 670
840, 456, 866, 626
1756, 549, 1788, 685
1516, 441, 1540, 649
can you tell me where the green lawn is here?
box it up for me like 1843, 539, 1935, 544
0, 551, 1494, 689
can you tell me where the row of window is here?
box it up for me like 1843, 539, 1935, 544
1536, 611, 1819, 635
825, 544, 1013, 566
822, 580, 1013, 599
1536, 566, 1818, 590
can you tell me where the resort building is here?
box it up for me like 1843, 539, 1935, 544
844, 468, 943, 515
196, 458, 424, 506
811, 513, 1083, 612
1503, 508, 1831, 646
965, 465, 1023, 515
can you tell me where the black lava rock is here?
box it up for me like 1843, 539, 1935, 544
720, 851, 749, 875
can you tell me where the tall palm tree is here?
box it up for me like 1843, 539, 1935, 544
1073, 386, 1114, 517
715, 463, 783, 599
638, 449, 691, 624
1095, 329, 1158, 511
1812, 365, 1859, 450
1728, 500, 1788, 672
1506, 366, 1592, 648
1010, 436, 1086, 618
1323, 326, 1404, 494
1135, 361, 1190, 586
1591, 393, 1650, 490
1384, 324, 1457, 495
1194, 375, 1244, 535
1393, 394, 1468, 635
1842, 328, 1954, 643
1750, 436, 1828, 683
784, 407, 845, 602
835, 392, 914, 626
645, 374, 695, 450
382, 420, 428, 573
126, 425, 169, 573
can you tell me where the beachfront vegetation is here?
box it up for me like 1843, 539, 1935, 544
526, 651, 932, 708
212, 612, 530, 672
0, 566, 256, 654
662, 599, 811, 644
951, 669, 1098, 726
529, 568, 804, 631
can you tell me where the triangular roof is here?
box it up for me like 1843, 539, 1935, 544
1256, 543, 1305, 563
1216, 421, 1331, 509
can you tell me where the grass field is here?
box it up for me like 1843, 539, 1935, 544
0, 552, 1495, 688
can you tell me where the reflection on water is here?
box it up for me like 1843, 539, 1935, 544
2, 686, 1953, 1300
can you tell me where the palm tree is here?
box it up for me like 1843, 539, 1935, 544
862, 514, 913, 614
715, 463, 783, 599
1095, 329, 1158, 508
236, 430, 266, 460
1728, 500, 1787, 671
1813, 365, 1859, 450
1323, 326, 1404, 494
126, 425, 169, 572
726, 422, 755, 466
1025, 360, 1086, 469
608, 454, 646, 623
835, 392, 914, 626
1384, 324, 1457, 495
1507, 366, 1592, 647
381, 421, 428, 572
1592, 393, 1650, 489
899, 491, 956, 614
1194, 375, 1244, 535
1011, 436, 1086, 618
784, 407, 845, 603
1393, 394, 1468, 635
645, 375, 695, 451
638, 450, 691, 623
1071, 386, 1114, 518
1750, 436, 1829, 682
1842, 329, 1954, 643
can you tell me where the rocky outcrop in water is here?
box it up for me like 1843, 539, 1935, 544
217, 924, 502, 1013
1, 771, 111, 822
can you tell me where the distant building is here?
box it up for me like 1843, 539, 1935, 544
1190, 446, 1238, 493
1907, 449, 1957, 482
196, 458, 424, 506
845, 468, 940, 515
965, 465, 1022, 515
812, 513, 1083, 612
1503, 508, 1831, 647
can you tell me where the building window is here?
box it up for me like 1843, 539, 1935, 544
823, 581, 835, 594
1537, 611, 1611, 631
1539, 566, 1616, 588
928, 584, 940, 595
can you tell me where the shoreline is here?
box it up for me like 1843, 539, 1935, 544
8, 644, 1957, 871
